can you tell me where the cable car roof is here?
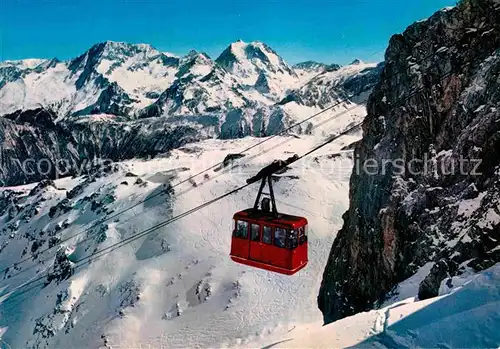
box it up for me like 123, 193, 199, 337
233, 209, 308, 228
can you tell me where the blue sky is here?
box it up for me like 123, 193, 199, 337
1, 0, 456, 66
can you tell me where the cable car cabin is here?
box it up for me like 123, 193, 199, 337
230, 209, 308, 275
230, 156, 309, 275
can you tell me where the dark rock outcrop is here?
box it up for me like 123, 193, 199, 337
3, 108, 58, 128
222, 153, 246, 168
254, 72, 271, 94
46, 248, 75, 285
318, 0, 500, 324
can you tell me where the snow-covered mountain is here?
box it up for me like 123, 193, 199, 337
140, 50, 249, 118
71, 41, 180, 110
280, 62, 383, 109
0, 42, 381, 187
0, 40, 380, 123
0, 42, 181, 119
0, 59, 50, 70
215, 40, 300, 97
293, 60, 330, 73
293, 61, 341, 81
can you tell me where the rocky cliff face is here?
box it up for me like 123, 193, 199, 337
318, 0, 500, 324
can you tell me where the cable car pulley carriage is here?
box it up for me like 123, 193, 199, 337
230, 155, 308, 275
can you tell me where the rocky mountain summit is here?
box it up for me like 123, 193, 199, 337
318, 0, 500, 324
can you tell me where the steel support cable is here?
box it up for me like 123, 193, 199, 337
0, 51, 478, 306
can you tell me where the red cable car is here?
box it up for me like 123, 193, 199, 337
230, 156, 308, 275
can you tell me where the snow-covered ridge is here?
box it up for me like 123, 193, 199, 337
0, 59, 49, 69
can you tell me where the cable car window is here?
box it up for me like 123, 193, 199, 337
263, 226, 272, 244
298, 226, 307, 245
234, 220, 248, 239
288, 230, 298, 249
251, 224, 261, 242
274, 228, 287, 248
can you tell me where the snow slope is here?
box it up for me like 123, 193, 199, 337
240, 263, 500, 349
0, 128, 360, 348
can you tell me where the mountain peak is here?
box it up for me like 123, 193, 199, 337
293, 61, 327, 70
220, 40, 276, 61
88, 41, 157, 56
215, 40, 295, 85
350, 58, 363, 65
67, 40, 166, 89
102, 40, 122, 46
185, 49, 200, 59
95, 40, 127, 50
183, 50, 211, 64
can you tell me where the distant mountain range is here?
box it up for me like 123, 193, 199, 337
0, 40, 382, 133
0, 40, 383, 186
